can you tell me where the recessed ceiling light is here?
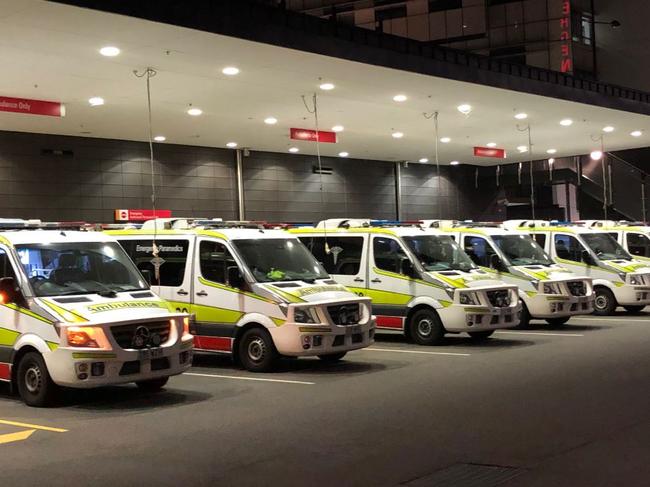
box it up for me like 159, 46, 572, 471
319, 82, 335, 91
517, 145, 529, 153
222, 66, 240, 76
560, 118, 573, 126
546, 149, 557, 154
226, 142, 238, 148
153, 135, 166, 142
338, 151, 349, 157
264, 117, 278, 125
514, 112, 528, 120
392, 131, 404, 138
631, 130, 643, 137
288, 147, 299, 153
449, 160, 460, 165
99, 46, 120, 57
603, 126, 615, 133
419, 158, 429, 163
457, 104, 472, 115
590, 150, 603, 160
332, 125, 344, 132
393, 94, 407, 102
88, 97, 104, 106
440, 137, 451, 143
487, 142, 497, 148
187, 107, 203, 116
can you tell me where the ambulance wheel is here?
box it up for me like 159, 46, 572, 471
136, 377, 169, 392
546, 317, 570, 326
16, 352, 59, 407
623, 305, 645, 314
239, 328, 278, 372
408, 308, 445, 345
593, 287, 616, 315
515, 301, 531, 329
468, 331, 494, 341
318, 352, 347, 362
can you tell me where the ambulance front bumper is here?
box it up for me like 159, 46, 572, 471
526, 294, 594, 318
440, 285, 520, 332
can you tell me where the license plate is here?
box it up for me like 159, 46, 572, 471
345, 325, 362, 335
138, 348, 164, 360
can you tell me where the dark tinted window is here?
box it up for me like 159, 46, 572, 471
627, 233, 650, 258
554, 234, 585, 262
463, 236, 498, 267
300, 236, 363, 275
199, 241, 237, 285
373, 237, 409, 274
0, 249, 16, 279
119, 239, 189, 286
533, 233, 546, 248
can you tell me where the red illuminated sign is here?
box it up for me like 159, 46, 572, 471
114, 209, 171, 222
0, 96, 65, 117
559, 0, 572, 73
474, 146, 507, 159
290, 128, 337, 143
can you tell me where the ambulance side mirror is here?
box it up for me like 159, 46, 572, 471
227, 266, 244, 289
581, 250, 594, 265
490, 253, 506, 272
401, 259, 418, 278
0, 277, 24, 306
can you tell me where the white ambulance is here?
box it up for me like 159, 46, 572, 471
291, 219, 520, 345
428, 220, 594, 327
581, 220, 650, 263
504, 220, 650, 315
107, 219, 375, 372
0, 220, 193, 407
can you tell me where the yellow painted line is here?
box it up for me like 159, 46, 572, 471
184, 372, 315, 385
495, 331, 584, 337
0, 429, 36, 445
363, 347, 470, 357
0, 419, 68, 433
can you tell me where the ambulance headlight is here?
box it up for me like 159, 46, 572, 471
629, 275, 642, 285
66, 326, 108, 348
542, 282, 561, 294
459, 292, 479, 305
293, 307, 318, 324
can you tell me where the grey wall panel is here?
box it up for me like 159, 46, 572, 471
0, 131, 237, 222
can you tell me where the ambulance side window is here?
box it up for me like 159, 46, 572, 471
119, 239, 189, 286
532, 233, 546, 249
554, 234, 584, 262
199, 241, 238, 285
463, 236, 497, 267
0, 249, 17, 279
373, 237, 408, 274
626, 233, 650, 257
300, 236, 363, 275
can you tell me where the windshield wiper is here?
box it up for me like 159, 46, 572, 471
97, 290, 118, 298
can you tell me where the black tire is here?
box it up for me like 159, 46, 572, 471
593, 287, 617, 315
135, 377, 169, 392
623, 305, 645, 314
515, 300, 531, 329
407, 308, 445, 345
238, 328, 278, 372
468, 331, 494, 341
16, 351, 59, 407
546, 316, 571, 326
318, 352, 347, 362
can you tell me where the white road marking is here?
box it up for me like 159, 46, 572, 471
364, 347, 470, 357
184, 372, 315, 385
496, 331, 584, 337
570, 317, 650, 322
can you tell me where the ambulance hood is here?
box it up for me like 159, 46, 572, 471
425, 269, 505, 289
600, 259, 650, 275
511, 263, 579, 281
259, 280, 356, 304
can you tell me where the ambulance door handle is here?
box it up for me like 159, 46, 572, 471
177, 289, 189, 296
353, 277, 364, 282
371, 278, 382, 283
196, 290, 208, 297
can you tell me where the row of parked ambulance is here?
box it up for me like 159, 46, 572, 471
0, 217, 649, 406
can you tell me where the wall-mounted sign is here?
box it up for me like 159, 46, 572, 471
474, 146, 506, 159
0, 96, 65, 117
559, 0, 572, 73
549, 0, 573, 74
290, 128, 337, 143
114, 209, 171, 222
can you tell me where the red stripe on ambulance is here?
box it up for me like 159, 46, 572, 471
193, 336, 232, 352
375, 316, 404, 329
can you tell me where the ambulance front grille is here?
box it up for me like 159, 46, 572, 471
567, 280, 587, 296
111, 321, 171, 350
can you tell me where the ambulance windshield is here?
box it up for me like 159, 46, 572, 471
233, 238, 329, 283
402, 235, 476, 272
16, 242, 148, 297
492, 234, 554, 266
582, 233, 631, 261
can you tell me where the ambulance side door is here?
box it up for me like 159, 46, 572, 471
551, 233, 593, 275
625, 232, 650, 259
299, 234, 368, 295
117, 236, 194, 312
461, 234, 501, 275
